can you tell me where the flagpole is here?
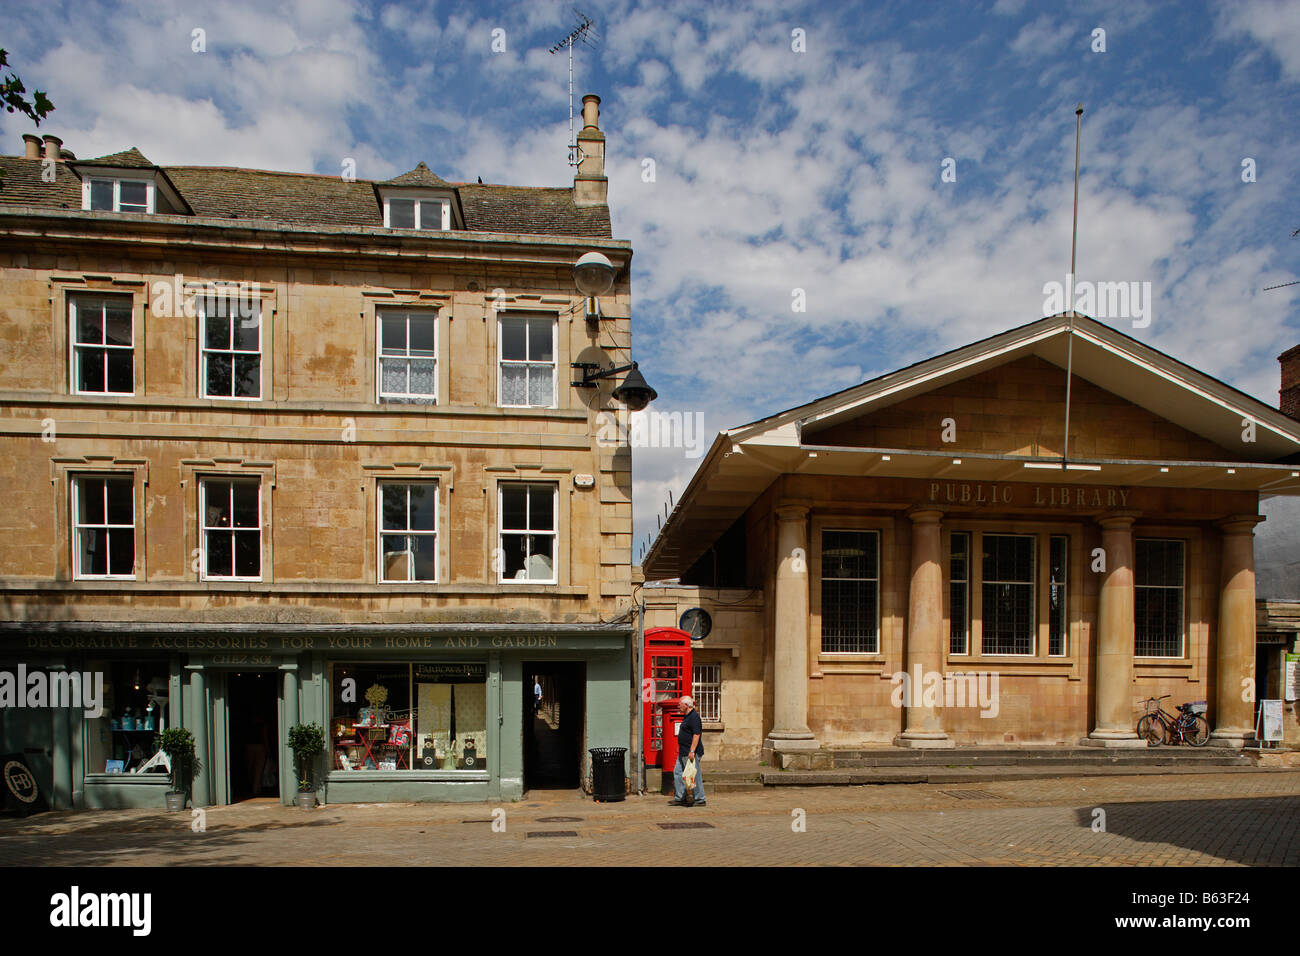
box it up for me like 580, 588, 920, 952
1063, 103, 1083, 465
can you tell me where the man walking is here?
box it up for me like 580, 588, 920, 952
670, 696, 706, 807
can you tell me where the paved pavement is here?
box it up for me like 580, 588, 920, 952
2, 771, 1297, 866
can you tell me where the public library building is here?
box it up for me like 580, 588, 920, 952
642, 315, 1300, 759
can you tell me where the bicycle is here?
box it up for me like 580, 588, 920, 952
1136, 695, 1210, 747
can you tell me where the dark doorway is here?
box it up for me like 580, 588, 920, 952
227, 671, 278, 802
523, 662, 585, 790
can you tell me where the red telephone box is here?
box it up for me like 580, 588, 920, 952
643, 626, 693, 769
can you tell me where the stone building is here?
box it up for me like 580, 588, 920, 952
0, 95, 645, 807
644, 315, 1300, 760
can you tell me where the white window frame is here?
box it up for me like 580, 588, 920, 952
693, 662, 721, 722
71, 475, 136, 580
979, 532, 1037, 657
199, 477, 263, 582
497, 314, 557, 409
382, 194, 451, 230
81, 175, 156, 214
199, 295, 263, 401
377, 480, 439, 583
1134, 537, 1186, 659
498, 482, 558, 584
69, 294, 135, 396
376, 309, 438, 403
949, 530, 971, 656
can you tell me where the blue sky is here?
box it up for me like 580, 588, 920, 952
4, 0, 1299, 550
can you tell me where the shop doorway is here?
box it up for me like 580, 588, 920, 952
227, 672, 278, 802
523, 662, 585, 790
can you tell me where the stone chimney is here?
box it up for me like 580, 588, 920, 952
22, 134, 42, 159
573, 93, 607, 207
41, 134, 63, 161
1281, 344, 1300, 419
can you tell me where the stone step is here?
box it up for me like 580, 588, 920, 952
828, 753, 1251, 768
759, 764, 1297, 787
775, 748, 1254, 770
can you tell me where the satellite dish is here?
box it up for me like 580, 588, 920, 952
679, 607, 712, 641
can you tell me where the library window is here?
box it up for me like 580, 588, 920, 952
820, 529, 880, 654
981, 534, 1036, 655
1135, 538, 1185, 658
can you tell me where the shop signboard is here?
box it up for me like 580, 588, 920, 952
1286, 653, 1299, 702
1260, 700, 1285, 742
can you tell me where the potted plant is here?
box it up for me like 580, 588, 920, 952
155, 727, 199, 812
288, 722, 325, 809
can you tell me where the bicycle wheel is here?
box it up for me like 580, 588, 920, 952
1137, 714, 1164, 746
1187, 714, 1210, 747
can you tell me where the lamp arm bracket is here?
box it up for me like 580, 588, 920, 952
571, 360, 638, 387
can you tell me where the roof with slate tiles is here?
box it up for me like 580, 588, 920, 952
75, 146, 155, 168
0, 150, 611, 238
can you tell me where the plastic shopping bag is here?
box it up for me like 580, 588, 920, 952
683, 757, 697, 788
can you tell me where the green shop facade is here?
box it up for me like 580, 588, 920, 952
1, 621, 634, 809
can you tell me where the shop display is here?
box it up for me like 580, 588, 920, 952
331, 662, 487, 773
85, 661, 171, 776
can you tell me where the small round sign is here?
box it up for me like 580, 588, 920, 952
3, 760, 38, 804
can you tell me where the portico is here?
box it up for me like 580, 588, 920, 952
644, 315, 1300, 758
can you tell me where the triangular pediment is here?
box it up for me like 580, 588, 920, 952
804, 353, 1245, 463
736, 314, 1300, 463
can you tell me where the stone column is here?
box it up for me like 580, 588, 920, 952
1211, 516, 1263, 747
1085, 513, 1146, 747
897, 509, 953, 748
763, 504, 817, 755
187, 665, 211, 807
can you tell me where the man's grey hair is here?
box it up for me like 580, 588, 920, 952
681, 696, 694, 707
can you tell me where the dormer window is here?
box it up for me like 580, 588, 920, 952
83, 176, 155, 214
383, 195, 450, 230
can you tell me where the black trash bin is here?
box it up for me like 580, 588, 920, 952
589, 747, 627, 802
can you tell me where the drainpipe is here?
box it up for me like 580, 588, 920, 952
634, 599, 644, 793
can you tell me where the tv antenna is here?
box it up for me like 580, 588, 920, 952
549, 10, 599, 167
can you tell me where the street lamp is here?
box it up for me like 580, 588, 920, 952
572, 251, 616, 296
570, 251, 656, 410
571, 360, 658, 411
573, 251, 616, 325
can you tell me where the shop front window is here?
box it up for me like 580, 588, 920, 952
330, 662, 487, 772
85, 660, 171, 775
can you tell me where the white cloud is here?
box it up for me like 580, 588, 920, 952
1215, 0, 1300, 81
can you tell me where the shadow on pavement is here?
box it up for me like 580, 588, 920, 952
1072, 794, 1299, 865
0, 805, 341, 866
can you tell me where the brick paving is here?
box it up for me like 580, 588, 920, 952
1, 771, 1297, 866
